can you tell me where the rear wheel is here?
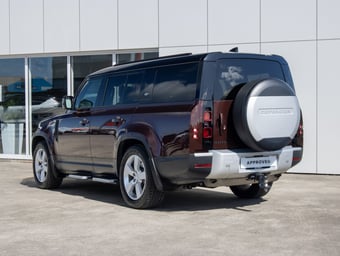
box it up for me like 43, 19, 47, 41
230, 182, 273, 198
33, 142, 63, 189
119, 146, 164, 209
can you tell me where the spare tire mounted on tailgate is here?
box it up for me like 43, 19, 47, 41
232, 78, 300, 152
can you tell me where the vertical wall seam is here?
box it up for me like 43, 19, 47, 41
8, 0, 11, 54
79, 0, 81, 51
207, 0, 209, 52
117, 0, 119, 49
158, 0, 160, 51
42, 0, 45, 53
315, 0, 318, 173
259, 0, 262, 53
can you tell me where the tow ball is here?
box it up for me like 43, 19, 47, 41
248, 173, 271, 191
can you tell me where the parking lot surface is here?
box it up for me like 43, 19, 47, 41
0, 160, 339, 256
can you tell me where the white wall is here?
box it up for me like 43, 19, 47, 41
10, 0, 44, 54
80, 0, 118, 51
0, 0, 339, 174
118, 0, 158, 49
0, 0, 10, 55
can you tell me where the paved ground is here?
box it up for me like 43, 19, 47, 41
0, 160, 339, 256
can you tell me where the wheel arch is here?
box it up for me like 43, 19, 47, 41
116, 133, 164, 191
32, 132, 52, 156
32, 132, 62, 178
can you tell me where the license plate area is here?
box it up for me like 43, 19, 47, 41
240, 155, 277, 171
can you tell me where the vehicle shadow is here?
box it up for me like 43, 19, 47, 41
21, 177, 125, 207
21, 177, 266, 211
160, 188, 265, 212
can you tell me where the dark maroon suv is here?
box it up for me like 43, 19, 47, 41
32, 51, 303, 209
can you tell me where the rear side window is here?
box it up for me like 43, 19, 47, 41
214, 59, 285, 100
152, 63, 199, 103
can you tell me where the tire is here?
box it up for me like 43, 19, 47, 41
230, 182, 273, 199
33, 142, 63, 189
232, 78, 300, 151
119, 146, 164, 209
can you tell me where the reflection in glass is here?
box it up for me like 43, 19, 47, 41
0, 58, 25, 154
73, 55, 112, 94
30, 57, 67, 133
116, 52, 158, 64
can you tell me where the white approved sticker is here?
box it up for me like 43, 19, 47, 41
240, 156, 277, 170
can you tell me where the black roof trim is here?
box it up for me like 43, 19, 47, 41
89, 51, 287, 77
113, 53, 193, 67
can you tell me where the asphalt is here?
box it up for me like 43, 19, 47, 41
0, 160, 339, 256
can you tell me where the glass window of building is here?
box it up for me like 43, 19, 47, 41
73, 55, 112, 94
0, 58, 25, 155
30, 57, 67, 133
116, 52, 158, 64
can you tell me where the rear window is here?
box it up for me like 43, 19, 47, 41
214, 59, 285, 100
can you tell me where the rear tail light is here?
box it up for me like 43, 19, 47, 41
193, 128, 199, 139
203, 108, 213, 147
298, 124, 303, 136
203, 127, 212, 139
191, 106, 213, 150
204, 110, 212, 122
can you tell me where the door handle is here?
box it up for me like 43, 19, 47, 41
218, 113, 226, 136
112, 116, 124, 124
80, 118, 90, 126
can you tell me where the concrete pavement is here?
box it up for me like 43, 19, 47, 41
0, 160, 339, 256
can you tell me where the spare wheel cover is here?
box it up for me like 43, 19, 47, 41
233, 78, 300, 151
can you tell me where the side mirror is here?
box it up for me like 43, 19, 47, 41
62, 96, 74, 110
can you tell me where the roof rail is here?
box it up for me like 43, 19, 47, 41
114, 52, 192, 66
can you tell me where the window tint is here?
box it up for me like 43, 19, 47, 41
123, 73, 144, 103
214, 59, 285, 100
152, 63, 198, 103
103, 75, 126, 106
75, 78, 103, 109
103, 72, 144, 106
139, 69, 155, 103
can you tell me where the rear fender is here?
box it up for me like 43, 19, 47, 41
116, 132, 164, 191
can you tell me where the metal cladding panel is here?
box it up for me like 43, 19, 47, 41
9, 0, 44, 54
0, 0, 10, 55
44, 0, 80, 53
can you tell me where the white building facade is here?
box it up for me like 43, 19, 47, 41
0, 0, 339, 174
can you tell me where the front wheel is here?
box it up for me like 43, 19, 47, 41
119, 146, 164, 209
229, 182, 273, 199
33, 142, 63, 189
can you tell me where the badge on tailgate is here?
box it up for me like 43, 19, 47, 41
240, 156, 277, 170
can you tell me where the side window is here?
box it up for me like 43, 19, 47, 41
152, 63, 198, 103
75, 77, 103, 109
139, 69, 155, 103
103, 75, 127, 106
103, 72, 144, 106
122, 73, 144, 103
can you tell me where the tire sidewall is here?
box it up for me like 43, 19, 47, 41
232, 78, 299, 151
119, 146, 154, 209
33, 142, 61, 189
230, 182, 273, 198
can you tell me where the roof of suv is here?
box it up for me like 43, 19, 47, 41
90, 51, 288, 77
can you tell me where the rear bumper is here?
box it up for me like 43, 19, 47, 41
203, 146, 302, 179
155, 146, 302, 185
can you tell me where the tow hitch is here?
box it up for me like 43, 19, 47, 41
248, 173, 271, 191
